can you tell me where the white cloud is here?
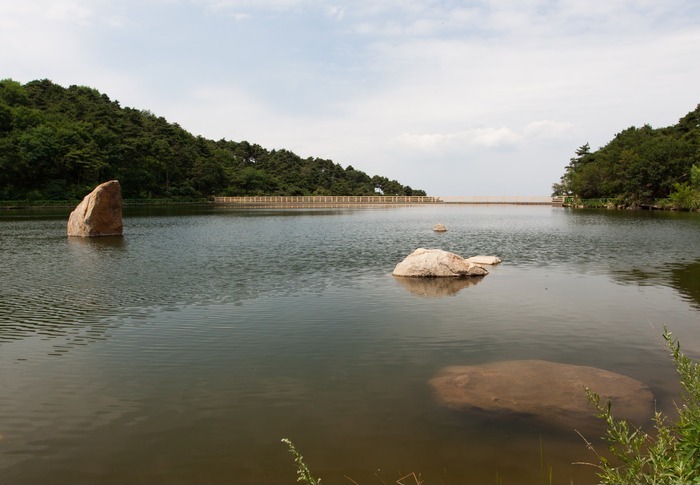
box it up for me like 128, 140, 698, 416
470, 127, 522, 147
394, 132, 457, 150
324, 5, 345, 20
50, 1, 93, 21
162, 85, 274, 141
193, 0, 309, 13
0, 1, 94, 79
237, 12, 253, 21
524, 121, 575, 139
2, 0, 699, 196
394, 122, 573, 152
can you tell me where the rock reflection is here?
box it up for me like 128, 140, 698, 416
67, 235, 126, 251
393, 275, 484, 297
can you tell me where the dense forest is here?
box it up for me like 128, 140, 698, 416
0, 79, 425, 201
552, 104, 700, 209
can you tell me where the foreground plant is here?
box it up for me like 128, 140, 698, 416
580, 328, 700, 484
281, 439, 426, 485
281, 438, 321, 485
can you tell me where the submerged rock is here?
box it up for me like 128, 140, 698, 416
67, 180, 123, 237
392, 248, 488, 278
429, 360, 654, 429
433, 223, 447, 232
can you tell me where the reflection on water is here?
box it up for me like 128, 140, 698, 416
670, 260, 700, 309
0, 226, 121, 348
393, 274, 484, 297
67, 235, 126, 250
611, 267, 663, 285
1, 205, 699, 484
609, 258, 700, 309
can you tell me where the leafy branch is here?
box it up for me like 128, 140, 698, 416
579, 327, 700, 484
281, 438, 321, 485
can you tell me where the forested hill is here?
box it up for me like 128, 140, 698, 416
553, 103, 700, 208
0, 79, 425, 200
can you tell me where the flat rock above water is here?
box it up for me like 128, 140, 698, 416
429, 360, 654, 429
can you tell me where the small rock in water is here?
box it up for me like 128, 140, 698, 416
433, 223, 447, 232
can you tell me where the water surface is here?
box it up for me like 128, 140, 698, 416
1, 205, 699, 484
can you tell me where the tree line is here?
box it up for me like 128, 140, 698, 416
553, 104, 700, 209
0, 79, 425, 200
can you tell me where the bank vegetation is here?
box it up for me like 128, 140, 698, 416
553, 104, 700, 211
0, 79, 424, 202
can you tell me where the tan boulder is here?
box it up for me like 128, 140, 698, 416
429, 360, 654, 429
392, 248, 488, 278
433, 223, 447, 232
67, 180, 123, 237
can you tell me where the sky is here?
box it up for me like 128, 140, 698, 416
2, 0, 699, 196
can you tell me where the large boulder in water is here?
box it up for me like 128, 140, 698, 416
429, 360, 654, 429
392, 248, 488, 278
67, 180, 123, 237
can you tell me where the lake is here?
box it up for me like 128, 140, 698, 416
1, 204, 699, 484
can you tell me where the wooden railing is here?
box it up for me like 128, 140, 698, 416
213, 195, 556, 205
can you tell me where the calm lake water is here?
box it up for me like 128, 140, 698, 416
1, 204, 699, 484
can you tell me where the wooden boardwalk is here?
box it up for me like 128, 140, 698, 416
214, 195, 558, 206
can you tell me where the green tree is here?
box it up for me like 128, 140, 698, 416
554, 106, 700, 206
0, 103, 12, 133
0, 78, 426, 200
0, 79, 30, 106
692, 164, 700, 189
226, 166, 278, 195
